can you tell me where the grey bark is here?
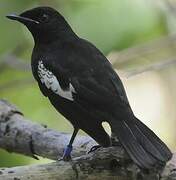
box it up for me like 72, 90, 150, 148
0, 99, 96, 160
0, 149, 175, 180
0, 99, 175, 180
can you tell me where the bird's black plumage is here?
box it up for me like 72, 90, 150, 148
7, 6, 172, 169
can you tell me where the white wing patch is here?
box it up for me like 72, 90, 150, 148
38, 61, 76, 101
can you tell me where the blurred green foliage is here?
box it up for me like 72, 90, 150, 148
0, 0, 169, 167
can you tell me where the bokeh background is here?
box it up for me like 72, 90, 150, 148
0, 0, 176, 167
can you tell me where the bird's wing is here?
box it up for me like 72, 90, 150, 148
70, 69, 133, 117
68, 40, 131, 110
71, 75, 121, 107
36, 58, 128, 110
69, 38, 131, 108
36, 39, 131, 110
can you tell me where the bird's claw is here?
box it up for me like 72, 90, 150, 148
88, 145, 101, 154
58, 145, 72, 161
58, 155, 72, 161
63, 154, 72, 161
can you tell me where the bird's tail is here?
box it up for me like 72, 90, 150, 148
109, 116, 172, 169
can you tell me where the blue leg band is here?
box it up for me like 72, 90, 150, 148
63, 145, 73, 156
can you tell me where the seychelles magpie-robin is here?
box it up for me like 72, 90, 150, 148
7, 7, 172, 169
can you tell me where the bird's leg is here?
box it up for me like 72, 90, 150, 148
61, 128, 79, 161
88, 132, 121, 153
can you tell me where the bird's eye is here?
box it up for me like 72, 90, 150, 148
40, 14, 49, 22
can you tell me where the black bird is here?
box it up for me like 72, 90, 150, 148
7, 7, 172, 169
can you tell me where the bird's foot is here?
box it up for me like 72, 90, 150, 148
88, 145, 101, 154
58, 145, 72, 161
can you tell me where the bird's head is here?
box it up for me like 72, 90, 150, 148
6, 7, 75, 43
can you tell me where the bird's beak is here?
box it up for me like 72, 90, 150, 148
6, 14, 39, 25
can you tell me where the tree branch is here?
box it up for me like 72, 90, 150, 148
107, 34, 176, 77
0, 43, 30, 72
0, 151, 175, 180
0, 99, 176, 179
0, 99, 96, 160
0, 78, 34, 92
